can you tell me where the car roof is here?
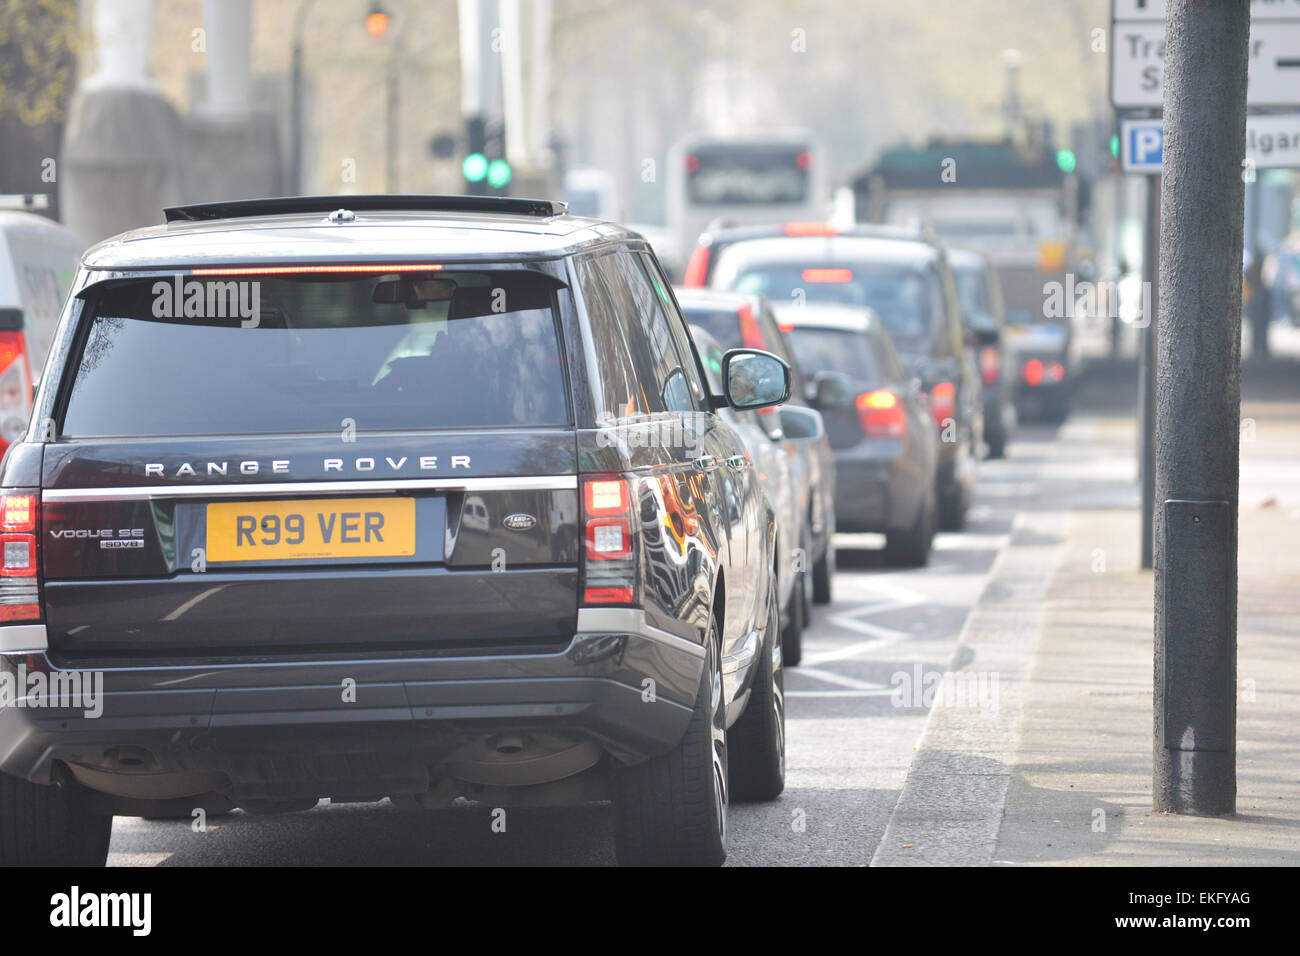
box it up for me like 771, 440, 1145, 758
713, 235, 942, 272
79, 195, 640, 271
770, 302, 880, 333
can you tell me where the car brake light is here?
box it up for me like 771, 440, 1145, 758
801, 268, 853, 283
978, 346, 1000, 385
582, 477, 637, 605
0, 490, 40, 621
0, 330, 33, 457
190, 264, 445, 276
737, 303, 766, 350
783, 221, 837, 237
683, 245, 711, 287
929, 381, 956, 426
1047, 362, 1066, 383
796, 151, 813, 171
856, 389, 906, 438
1023, 359, 1044, 386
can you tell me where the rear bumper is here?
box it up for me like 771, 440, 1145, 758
0, 610, 705, 801
831, 447, 921, 533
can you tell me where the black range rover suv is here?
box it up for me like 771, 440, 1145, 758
0, 195, 791, 867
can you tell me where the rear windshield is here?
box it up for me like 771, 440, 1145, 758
678, 305, 744, 350
61, 270, 569, 438
729, 264, 936, 350
783, 327, 881, 385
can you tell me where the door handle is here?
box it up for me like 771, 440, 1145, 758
693, 454, 719, 472
725, 455, 748, 470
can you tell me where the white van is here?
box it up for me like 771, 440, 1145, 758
0, 197, 83, 453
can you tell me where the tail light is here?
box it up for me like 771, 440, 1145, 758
0, 330, 33, 456
683, 246, 711, 287
978, 346, 1001, 385
929, 381, 956, 427
856, 389, 906, 438
582, 477, 637, 605
0, 491, 40, 622
1023, 360, 1066, 386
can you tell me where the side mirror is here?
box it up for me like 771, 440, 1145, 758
720, 348, 791, 411
779, 405, 825, 441
811, 370, 856, 409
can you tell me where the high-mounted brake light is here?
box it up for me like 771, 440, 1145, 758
783, 221, 838, 237
796, 151, 813, 171
190, 264, 445, 276
683, 245, 711, 288
801, 268, 853, 283
856, 389, 906, 438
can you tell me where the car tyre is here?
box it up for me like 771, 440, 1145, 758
613, 614, 727, 867
0, 771, 112, 866
885, 490, 934, 567
729, 581, 786, 802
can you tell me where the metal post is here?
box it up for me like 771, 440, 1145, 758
385, 56, 399, 193
1153, 0, 1249, 816
1138, 174, 1159, 570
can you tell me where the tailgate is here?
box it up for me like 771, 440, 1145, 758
39, 434, 580, 665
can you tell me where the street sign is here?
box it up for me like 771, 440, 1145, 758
1120, 112, 1300, 173
1111, 4, 1300, 108
1121, 118, 1164, 173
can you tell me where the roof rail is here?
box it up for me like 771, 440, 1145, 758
163, 194, 568, 223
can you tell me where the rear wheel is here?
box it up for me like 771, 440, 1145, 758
729, 582, 786, 802
613, 616, 727, 867
0, 771, 112, 866
885, 490, 934, 567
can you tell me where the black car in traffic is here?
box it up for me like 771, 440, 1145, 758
0, 194, 792, 867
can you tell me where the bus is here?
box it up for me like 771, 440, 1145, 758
667, 130, 826, 279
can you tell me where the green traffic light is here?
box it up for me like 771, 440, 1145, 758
1109, 134, 1120, 158
462, 152, 488, 182
1056, 149, 1077, 173
487, 158, 512, 189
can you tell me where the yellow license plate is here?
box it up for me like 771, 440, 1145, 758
206, 497, 416, 562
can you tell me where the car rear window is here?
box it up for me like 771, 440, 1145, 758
677, 305, 744, 350
783, 327, 881, 385
730, 263, 937, 349
60, 270, 570, 437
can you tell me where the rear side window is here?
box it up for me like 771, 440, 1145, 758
576, 250, 698, 421
784, 327, 882, 386
60, 270, 570, 437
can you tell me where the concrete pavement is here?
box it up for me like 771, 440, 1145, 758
873, 355, 1300, 866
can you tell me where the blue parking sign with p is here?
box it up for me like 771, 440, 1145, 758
1122, 120, 1164, 174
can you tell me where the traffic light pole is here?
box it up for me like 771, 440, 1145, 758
1153, 0, 1249, 816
